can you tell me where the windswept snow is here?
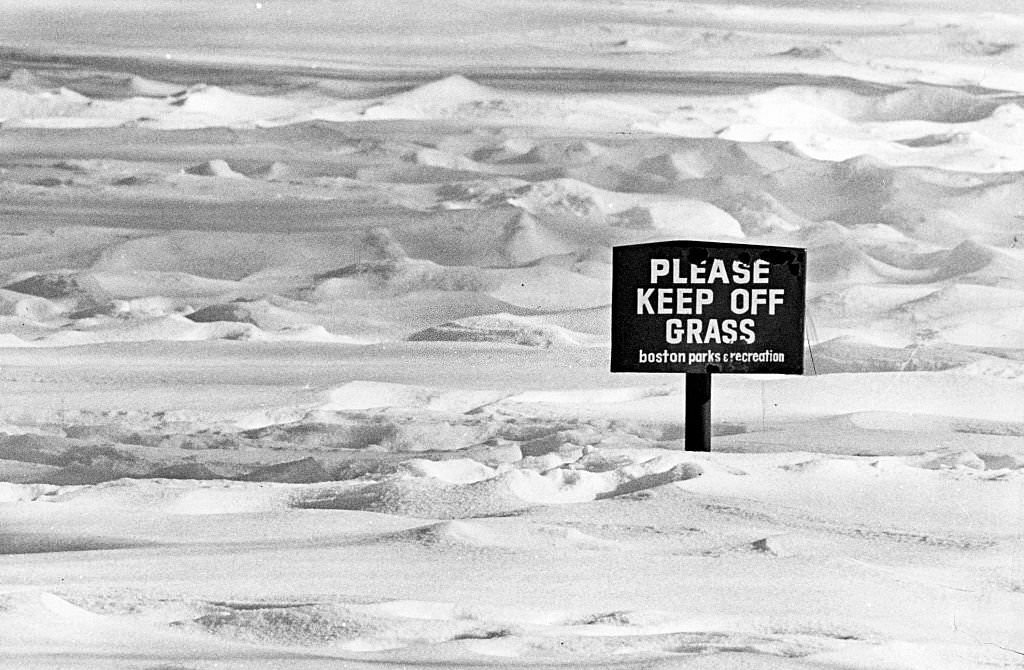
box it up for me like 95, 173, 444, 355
2, 1, 1024, 668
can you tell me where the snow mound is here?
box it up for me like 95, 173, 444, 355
875, 240, 993, 277
867, 87, 1001, 124
595, 462, 704, 500
798, 224, 946, 284
635, 151, 716, 181
242, 457, 331, 484
129, 75, 187, 98
0, 290, 63, 322
3, 272, 111, 310
434, 178, 529, 210
633, 142, 802, 182
296, 457, 701, 519
155, 85, 302, 128
863, 239, 1022, 285
93, 231, 351, 281
895, 284, 1024, 321
940, 308, 1024, 348
911, 450, 986, 471
243, 160, 290, 181
184, 159, 248, 179
487, 264, 610, 311
407, 313, 603, 347
415, 147, 496, 173
86, 270, 244, 299
316, 258, 496, 295
294, 450, 704, 520
293, 476, 532, 519
636, 201, 744, 238
809, 337, 976, 374
711, 189, 808, 234
502, 456, 703, 505
399, 458, 497, 485
25, 313, 355, 347
181, 298, 356, 340
756, 85, 1001, 124
0, 333, 32, 347
0, 592, 104, 623
180, 602, 378, 646
393, 76, 497, 107
364, 75, 501, 119
805, 243, 888, 285
185, 302, 258, 325
37, 314, 262, 345
0, 482, 62, 503
523, 140, 609, 165
509, 178, 742, 238
0, 85, 90, 121
497, 211, 581, 265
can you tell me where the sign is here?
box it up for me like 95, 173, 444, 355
611, 241, 806, 374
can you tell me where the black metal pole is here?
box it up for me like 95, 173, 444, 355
685, 373, 711, 451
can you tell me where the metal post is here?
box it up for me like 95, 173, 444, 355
685, 373, 711, 452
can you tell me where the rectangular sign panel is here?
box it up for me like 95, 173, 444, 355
611, 241, 806, 374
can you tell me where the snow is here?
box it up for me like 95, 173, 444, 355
2, 1, 1024, 668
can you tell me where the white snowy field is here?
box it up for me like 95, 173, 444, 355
2, 1, 1024, 668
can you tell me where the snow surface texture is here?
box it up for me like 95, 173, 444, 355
2, 1, 1024, 668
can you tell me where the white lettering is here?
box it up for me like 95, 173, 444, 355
731, 288, 786, 315
696, 288, 714, 313
740, 318, 756, 343
636, 288, 655, 314
753, 259, 770, 283
650, 259, 670, 284
731, 260, 751, 284
706, 258, 730, 283
666, 319, 684, 344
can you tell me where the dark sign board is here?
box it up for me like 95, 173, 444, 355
611, 241, 806, 374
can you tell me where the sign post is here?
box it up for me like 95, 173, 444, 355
684, 372, 712, 452
611, 241, 806, 451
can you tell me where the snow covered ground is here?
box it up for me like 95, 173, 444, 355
2, 1, 1024, 668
